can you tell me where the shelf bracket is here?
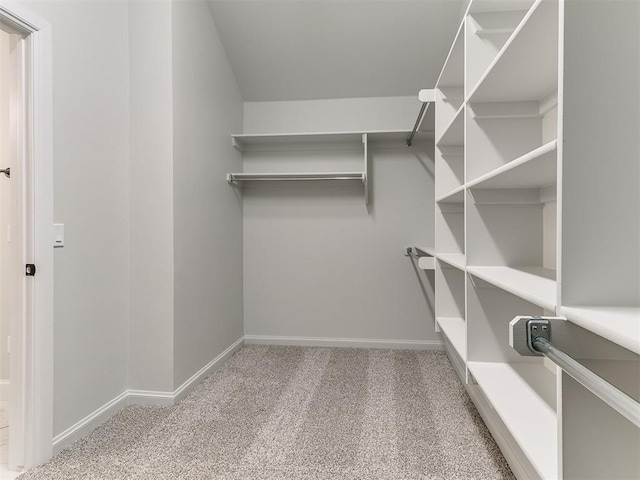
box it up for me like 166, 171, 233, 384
362, 133, 369, 205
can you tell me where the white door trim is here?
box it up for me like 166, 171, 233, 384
0, 1, 53, 468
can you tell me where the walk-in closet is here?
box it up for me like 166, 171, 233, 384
0, 0, 637, 478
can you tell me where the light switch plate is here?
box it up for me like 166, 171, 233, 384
54, 223, 64, 247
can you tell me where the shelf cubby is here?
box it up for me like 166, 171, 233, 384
436, 104, 464, 147
435, 198, 464, 256
465, 100, 556, 182
466, 140, 556, 190
436, 87, 464, 139
435, 145, 464, 197
465, 8, 530, 95
467, 0, 559, 103
466, 185, 557, 310
435, 262, 467, 381
467, 361, 558, 480
435, 265, 466, 357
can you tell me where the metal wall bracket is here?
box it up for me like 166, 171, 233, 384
526, 318, 550, 356
510, 316, 562, 357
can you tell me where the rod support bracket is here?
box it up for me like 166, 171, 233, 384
510, 316, 560, 357
526, 318, 551, 355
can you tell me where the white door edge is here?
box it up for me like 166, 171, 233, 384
0, 1, 53, 469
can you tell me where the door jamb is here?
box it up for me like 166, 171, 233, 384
0, 1, 53, 468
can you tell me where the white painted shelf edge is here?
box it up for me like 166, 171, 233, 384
467, 361, 558, 480
560, 306, 640, 356
465, 0, 546, 103
436, 317, 466, 360
231, 129, 425, 151
466, 266, 556, 311
437, 254, 466, 272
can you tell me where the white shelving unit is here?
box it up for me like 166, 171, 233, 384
431, 0, 640, 478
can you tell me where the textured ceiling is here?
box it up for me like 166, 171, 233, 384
207, 0, 465, 101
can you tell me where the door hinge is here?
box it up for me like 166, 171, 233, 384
26, 263, 36, 276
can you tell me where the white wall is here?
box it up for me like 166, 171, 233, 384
242, 98, 437, 344
128, 0, 175, 393
171, 0, 244, 389
22, 1, 131, 437
244, 96, 422, 134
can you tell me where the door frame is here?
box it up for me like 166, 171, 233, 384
0, 1, 53, 468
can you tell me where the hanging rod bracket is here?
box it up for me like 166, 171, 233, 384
526, 318, 551, 356
510, 316, 561, 357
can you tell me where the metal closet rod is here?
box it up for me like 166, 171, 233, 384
529, 323, 640, 428
227, 172, 365, 184
406, 103, 427, 147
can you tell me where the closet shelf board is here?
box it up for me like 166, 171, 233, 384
231, 130, 415, 151
467, 0, 558, 103
466, 140, 557, 189
437, 317, 466, 360
415, 246, 436, 257
467, 266, 556, 311
468, 361, 557, 480
560, 306, 640, 356
474, 27, 516, 36
437, 254, 466, 271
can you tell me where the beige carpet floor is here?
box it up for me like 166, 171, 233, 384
19, 346, 514, 479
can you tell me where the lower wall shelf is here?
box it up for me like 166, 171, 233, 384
468, 361, 558, 480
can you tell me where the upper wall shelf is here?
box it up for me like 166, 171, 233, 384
231, 130, 426, 152
467, 0, 558, 103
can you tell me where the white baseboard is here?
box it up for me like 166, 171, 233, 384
244, 334, 444, 350
172, 336, 244, 403
52, 390, 129, 454
50, 335, 440, 455
52, 336, 244, 454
